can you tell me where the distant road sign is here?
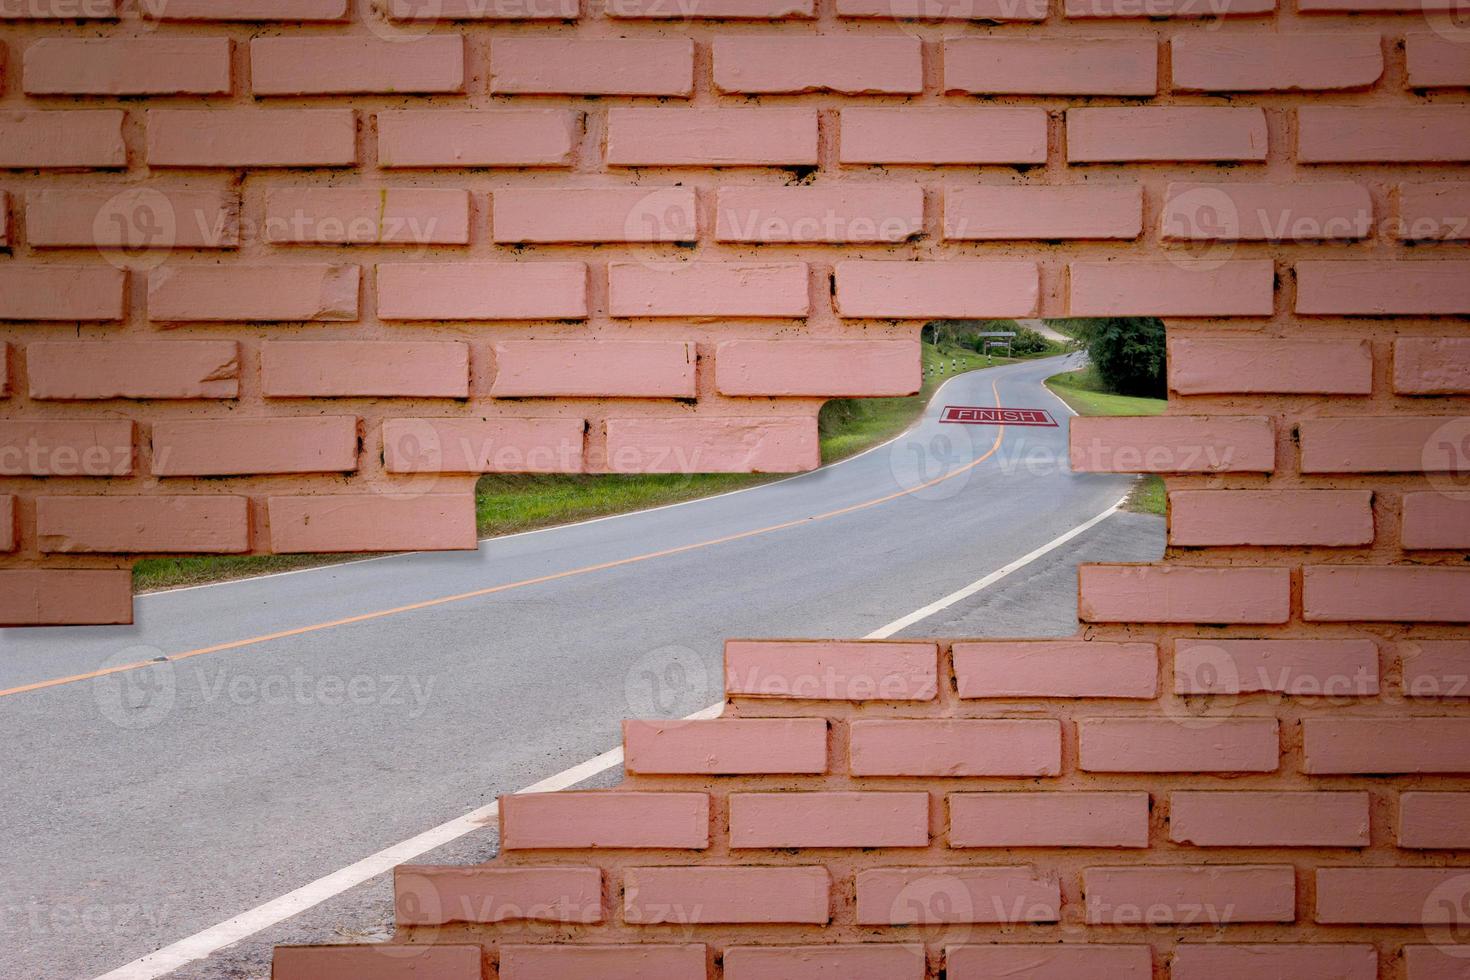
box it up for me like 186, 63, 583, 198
941, 406, 1058, 427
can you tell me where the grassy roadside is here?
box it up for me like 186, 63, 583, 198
1044, 365, 1168, 516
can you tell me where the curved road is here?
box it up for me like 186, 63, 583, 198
0, 354, 1156, 979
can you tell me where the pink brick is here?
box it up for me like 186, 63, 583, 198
605, 418, 818, 474
0, 110, 125, 169
849, 719, 1061, 777
1066, 0, 1273, 14
495, 188, 695, 243
1069, 260, 1275, 316
1304, 718, 1470, 773
0, 0, 117, 16
152, 417, 357, 477
378, 110, 576, 169
945, 185, 1143, 240
1401, 793, 1470, 849
1300, 417, 1468, 473
36, 495, 248, 554
0, 569, 132, 627
26, 187, 239, 249
492, 341, 693, 399
394, 866, 601, 925
856, 868, 1059, 925
1403, 642, 1470, 699
609, 0, 811, 14
148, 110, 355, 168
716, 340, 917, 397
1297, 261, 1470, 315
0, 495, 13, 552
1398, 184, 1470, 242
1175, 638, 1380, 696
724, 945, 924, 980
840, 107, 1047, 164
148, 265, 358, 322
1169, 338, 1372, 394
377, 262, 586, 320
835, 260, 1039, 318
952, 640, 1158, 698
1086, 865, 1294, 924
725, 640, 938, 700
1162, 181, 1373, 241
840, 0, 1046, 18
1395, 337, 1470, 393
272, 946, 478, 980
1172, 945, 1377, 980
1080, 565, 1290, 624
251, 36, 462, 95
383, 418, 584, 475
949, 792, 1150, 848
0, 420, 133, 476
30, 341, 239, 401
1318, 868, 1470, 924
947, 946, 1151, 980
261, 341, 467, 399
1407, 35, 1470, 88
0, 192, 8, 247
148, 0, 347, 18
388, 0, 575, 17
24, 38, 230, 95
0, 265, 125, 321
623, 718, 827, 775
609, 262, 808, 318
264, 188, 468, 245
1403, 493, 1470, 550
490, 39, 692, 95
1304, 566, 1470, 622
713, 37, 921, 94
729, 792, 929, 848
501, 792, 708, 849
268, 493, 474, 553
624, 867, 829, 924
1068, 107, 1268, 162
1169, 489, 1375, 547
1298, 107, 1470, 163
499, 945, 705, 980
1070, 416, 1276, 474
1079, 717, 1280, 772
716, 185, 922, 243
607, 108, 817, 167
1172, 34, 1383, 91
1170, 791, 1369, 847
944, 38, 1156, 95
1404, 946, 1470, 980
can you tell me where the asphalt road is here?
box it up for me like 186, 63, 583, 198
0, 353, 1160, 979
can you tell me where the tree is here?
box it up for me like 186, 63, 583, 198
1059, 317, 1167, 398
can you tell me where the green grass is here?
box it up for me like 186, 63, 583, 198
1044, 365, 1169, 516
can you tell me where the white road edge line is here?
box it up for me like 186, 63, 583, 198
93, 494, 1123, 980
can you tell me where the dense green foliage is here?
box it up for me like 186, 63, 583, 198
1051, 317, 1168, 398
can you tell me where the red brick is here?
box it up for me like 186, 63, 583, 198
1174, 638, 1380, 696
36, 495, 248, 554
268, 493, 474, 553
1298, 107, 1470, 163
1402, 641, 1470, 700
272, 945, 478, 980
1403, 493, 1470, 550
840, 107, 1046, 165
607, 108, 817, 167
856, 867, 1059, 925
0, 266, 125, 321
490, 38, 692, 96
840, 0, 1045, 18
725, 640, 937, 700
0, 495, 13, 552
1080, 566, 1291, 623
724, 945, 924, 980
1395, 337, 1470, 393
1170, 791, 1369, 847
494, 188, 695, 244
264, 188, 469, 245
609, 0, 811, 14
609, 262, 808, 318
377, 262, 586, 320
1401, 793, 1470, 849
849, 719, 1061, 777
147, 0, 347, 18
835, 260, 1039, 318
378, 110, 577, 168
729, 791, 929, 848
492, 341, 693, 399
1297, 261, 1470, 315
605, 417, 818, 474
1304, 718, 1470, 773
383, 418, 584, 475
1304, 566, 1470, 623
1066, 0, 1273, 14
1317, 868, 1470, 923
1407, 35, 1470, 88
948, 946, 1150, 980
0, 419, 133, 476
1172, 34, 1383, 91
152, 417, 357, 477
1172, 945, 1377, 980
1079, 717, 1280, 772
945, 185, 1142, 241
147, 110, 355, 168
1068, 107, 1268, 162
623, 718, 827, 775
0, 191, 8, 247
949, 792, 1149, 848
29, 341, 238, 400
1398, 184, 1470, 242
944, 38, 1156, 95
1300, 417, 1468, 473
0, 110, 125, 169
388, 0, 575, 17
952, 640, 1158, 698
394, 866, 601, 925
1169, 489, 1374, 547
715, 340, 917, 397
624, 867, 829, 924
26, 187, 239, 249
713, 37, 921, 94
148, 265, 358, 322
1162, 182, 1373, 241
0, 569, 132, 627
1404, 946, 1470, 980
1070, 416, 1276, 474
499, 945, 705, 980
0, 0, 117, 16
1086, 865, 1294, 924
24, 38, 230, 95
1069, 260, 1275, 317
501, 791, 707, 850
715, 185, 922, 243
1169, 338, 1371, 394
251, 36, 463, 95
261, 341, 467, 399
